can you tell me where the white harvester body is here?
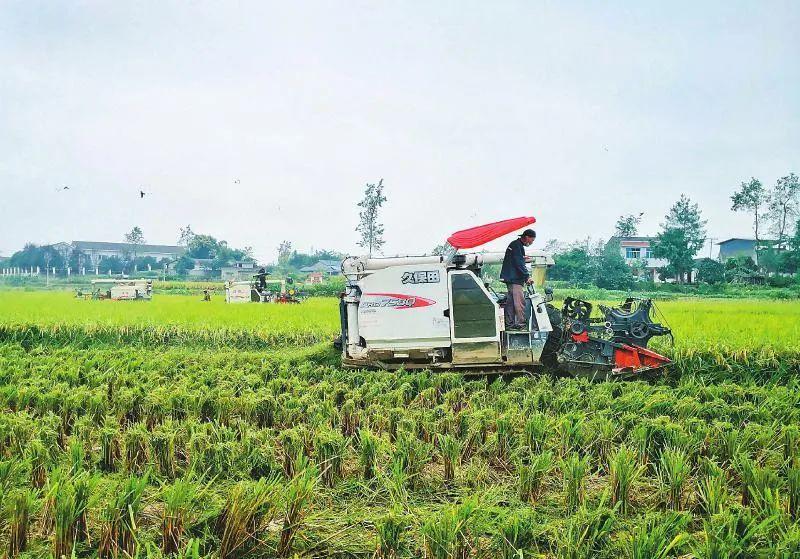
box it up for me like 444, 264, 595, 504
340, 250, 555, 370
337, 216, 673, 378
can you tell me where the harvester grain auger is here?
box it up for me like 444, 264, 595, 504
335, 217, 672, 379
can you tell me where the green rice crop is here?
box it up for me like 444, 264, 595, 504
0, 291, 339, 348
2, 291, 800, 352
0, 291, 799, 556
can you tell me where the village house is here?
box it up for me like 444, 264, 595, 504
220, 260, 259, 281
607, 236, 670, 282
299, 259, 342, 276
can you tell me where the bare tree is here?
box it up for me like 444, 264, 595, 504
768, 173, 799, 249
614, 214, 642, 237
731, 177, 766, 263
543, 238, 563, 253
356, 179, 387, 256
124, 226, 146, 264
277, 240, 293, 265
178, 225, 195, 246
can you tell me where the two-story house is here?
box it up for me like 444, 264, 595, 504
607, 236, 670, 282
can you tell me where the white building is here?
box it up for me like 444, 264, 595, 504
608, 236, 669, 282
56, 241, 185, 267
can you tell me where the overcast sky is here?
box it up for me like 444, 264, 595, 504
1, 1, 798, 262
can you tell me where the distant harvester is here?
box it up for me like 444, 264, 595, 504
76, 279, 153, 301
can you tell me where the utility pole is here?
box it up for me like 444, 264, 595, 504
707, 237, 718, 259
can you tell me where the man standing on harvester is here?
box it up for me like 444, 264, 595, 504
500, 228, 536, 329
256, 267, 267, 291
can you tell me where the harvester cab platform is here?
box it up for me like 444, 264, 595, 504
337, 217, 672, 379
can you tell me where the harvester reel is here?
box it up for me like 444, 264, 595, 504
600, 299, 670, 347
563, 297, 592, 322
551, 297, 672, 377
569, 321, 587, 336
630, 321, 649, 340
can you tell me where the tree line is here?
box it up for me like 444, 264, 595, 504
6, 173, 797, 285
548, 172, 799, 286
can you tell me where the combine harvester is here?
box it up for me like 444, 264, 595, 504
337, 217, 672, 379
79, 279, 153, 301
225, 277, 302, 304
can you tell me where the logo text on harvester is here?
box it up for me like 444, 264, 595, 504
401, 270, 440, 284
361, 294, 436, 309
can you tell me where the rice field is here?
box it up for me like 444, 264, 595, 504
1, 291, 799, 352
0, 291, 799, 558
0, 292, 339, 349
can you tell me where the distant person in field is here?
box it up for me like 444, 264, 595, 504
202, 289, 211, 302
256, 268, 267, 290
500, 228, 535, 330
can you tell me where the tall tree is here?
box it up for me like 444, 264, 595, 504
124, 226, 146, 264
277, 240, 293, 265
594, 239, 635, 290
652, 228, 694, 283
356, 178, 387, 256
767, 173, 799, 249
614, 214, 642, 238
178, 225, 195, 246
663, 194, 706, 255
785, 218, 800, 274
730, 177, 766, 262
124, 226, 145, 244
652, 195, 706, 283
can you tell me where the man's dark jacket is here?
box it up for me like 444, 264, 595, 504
500, 238, 529, 285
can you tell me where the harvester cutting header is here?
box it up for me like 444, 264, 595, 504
337, 216, 672, 379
